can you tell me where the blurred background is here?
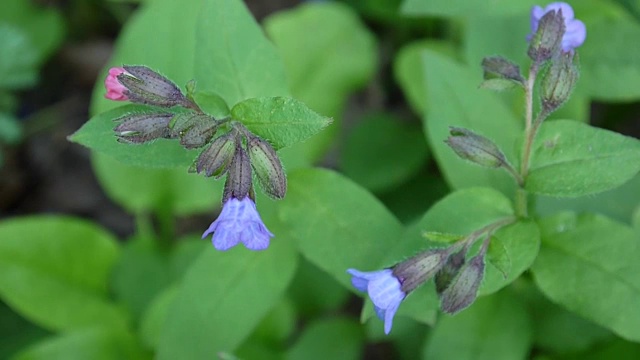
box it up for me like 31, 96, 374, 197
1, 0, 640, 359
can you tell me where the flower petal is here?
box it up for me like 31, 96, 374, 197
383, 301, 401, 335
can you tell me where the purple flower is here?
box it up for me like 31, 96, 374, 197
347, 268, 406, 334
529, 2, 586, 52
202, 197, 273, 251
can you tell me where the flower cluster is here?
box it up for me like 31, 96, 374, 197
348, 237, 491, 334
104, 65, 286, 251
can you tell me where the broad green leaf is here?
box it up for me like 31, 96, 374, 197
0, 24, 38, 89
111, 237, 172, 322
0, 302, 48, 359
156, 239, 298, 358
91, 152, 222, 215
393, 40, 458, 116
0, 0, 64, 64
526, 120, 640, 197
554, 339, 640, 360
342, 113, 428, 192
422, 291, 532, 360
194, 0, 289, 107
230, 97, 332, 150
532, 212, 640, 341
518, 281, 613, 354
192, 91, 230, 119
0, 216, 127, 332
480, 221, 540, 295
580, 15, 640, 101
12, 327, 148, 360
286, 318, 364, 360
70, 105, 198, 168
278, 168, 403, 289
139, 286, 177, 351
264, 2, 376, 119
536, 172, 640, 225
401, 0, 535, 17
401, 187, 514, 252
422, 50, 521, 197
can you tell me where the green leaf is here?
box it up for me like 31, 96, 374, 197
554, 339, 640, 360
0, 0, 64, 64
194, 0, 289, 107
192, 91, 230, 119
487, 237, 511, 278
111, 237, 172, 322
518, 281, 613, 354
536, 172, 640, 225
91, 152, 222, 215
70, 105, 198, 168
0, 24, 38, 89
526, 120, 640, 197
264, 1, 376, 119
532, 212, 640, 342
0, 216, 127, 332
580, 15, 640, 101
479, 221, 539, 295
422, 291, 532, 360
279, 168, 403, 289
156, 239, 298, 358
393, 40, 458, 116
286, 318, 364, 360
12, 327, 148, 360
139, 286, 177, 351
230, 97, 332, 150
422, 50, 521, 197
401, 0, 534, 17
0, 302, 49, 359
342, 113, 429, 192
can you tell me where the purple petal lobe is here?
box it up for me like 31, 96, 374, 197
202, 197, 273, 251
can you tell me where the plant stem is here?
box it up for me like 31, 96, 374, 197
516, 62, 540, 218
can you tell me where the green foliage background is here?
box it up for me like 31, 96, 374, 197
1, 0, 640, 359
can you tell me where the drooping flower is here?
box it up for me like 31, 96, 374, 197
529, 2, 586, 52
347, 268, 406, 334
104, 67, 129, 101
202, 197, 273, 251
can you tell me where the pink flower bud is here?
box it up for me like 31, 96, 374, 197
104, 67, 129, 101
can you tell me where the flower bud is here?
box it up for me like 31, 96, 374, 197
222, 146, 252, 202
392, 249, 450, 294
481, 56, 524, 86
541, 52, 579, 114
445, 127, 508, 168
192, 133, 236, 177
179, 121, 220, 149
440, 253, 485, 314
117, 65, 187, 108
435, 249, 466, 295
527, 9, 565, 63
113, 112, 172, 144
247, 136, 286, 199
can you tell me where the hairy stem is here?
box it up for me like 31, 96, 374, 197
516, 63, 540, 218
